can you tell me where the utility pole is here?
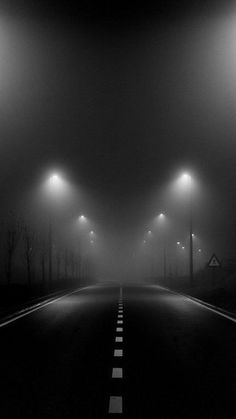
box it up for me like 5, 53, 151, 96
189, 178, 193, 286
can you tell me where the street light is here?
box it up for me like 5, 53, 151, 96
156, 213, 167, 282
146, 230, 154, 279
49, 174, 59, 185
175, 241, 182, 278
77, 215, 91, 283
47, 173, 64, 288
178, 172, 194, 286
40, 171, 73, 289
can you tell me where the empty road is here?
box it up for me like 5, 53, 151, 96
0, 283, 235, 418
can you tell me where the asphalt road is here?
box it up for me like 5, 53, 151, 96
0, 283, 235, 418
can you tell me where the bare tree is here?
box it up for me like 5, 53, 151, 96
5, 218, 22, 284
22, 225, 36, 287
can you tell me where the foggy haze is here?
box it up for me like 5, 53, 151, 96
0, 0, 235, 284
1, 4, 236, 419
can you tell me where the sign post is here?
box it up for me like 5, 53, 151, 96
208, 254, 221, 286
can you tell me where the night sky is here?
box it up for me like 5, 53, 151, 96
0, 0, 236, 267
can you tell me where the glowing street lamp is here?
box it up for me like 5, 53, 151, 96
49, 174, 60, 185
46, 173, 70, 200
89, 230, 96, 244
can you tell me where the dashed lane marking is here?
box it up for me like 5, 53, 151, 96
112, 368, 123, 378
109, 288, 124, 415
116, 327, 123, 332
114, 349, 123, 357
109, 396, 123, 414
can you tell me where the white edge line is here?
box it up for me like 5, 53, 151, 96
158, 285, 236, 324
0, 287, 84, 329
185, 297, 236, 324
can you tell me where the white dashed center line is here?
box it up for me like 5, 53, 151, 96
109, 287, 124, 415
112, 367, 123, 378
116, 327, 123, 332
114, 349, 123, 357
109, 396, 123, 414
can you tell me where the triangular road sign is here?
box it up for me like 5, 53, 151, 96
208, 253, 221, 268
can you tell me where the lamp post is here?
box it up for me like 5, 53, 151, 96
77, 215, 88, 284
188, 177, 194, 286
147, 230, 154, 279
157, 213, 167, 282
179, 173, 193, 286
46, 173, 66, 289
176, 241, 181, 278
47, 174, 60, 288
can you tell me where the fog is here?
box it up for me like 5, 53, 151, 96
0, 1, 236, 290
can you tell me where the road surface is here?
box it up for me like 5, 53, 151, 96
0, 283, 235, 418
